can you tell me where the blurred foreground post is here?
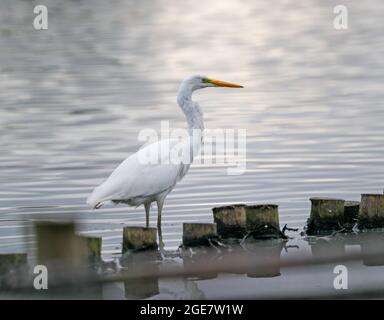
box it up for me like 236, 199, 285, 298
122, 227, 157, 253
183, 223, 217, 246
359, 232, 384, 266
0, 254, 27, 272
34, 221, 102, 298
358, 194, 384, 229
121, 250, 160, 299
0, 253, 28, 291
76, 235, 102, 262
306, 198, 345, 235
35, 222, 83, 266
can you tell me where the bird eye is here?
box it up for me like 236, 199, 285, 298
201, 78, 210, 83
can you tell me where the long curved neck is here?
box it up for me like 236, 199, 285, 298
177, 83, 204, 134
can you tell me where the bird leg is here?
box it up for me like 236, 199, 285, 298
156, 198, 165, 250
144, 202, 151, 228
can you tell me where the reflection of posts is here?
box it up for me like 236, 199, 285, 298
0, 254, 27, 273
310, 238, 345, 260
121, 251, 160, 299
182, 248, 218, 281
359, 233, 384, 266
213, 204, 246, 238
307, 198, 345, 235
245, 204, 281, 238
183, 223, 217, 280
244, 240, 283, 278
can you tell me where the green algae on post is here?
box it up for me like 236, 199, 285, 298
212, 204, 246, 238
34, 221, 85, 266
122, 227, 158, 253
358, 194, 384, 229
121, 250, 160, 299
246, 205, 279, 229
245, 204, 281, 238
306, 198, 345, 235
182, 223, 217, 247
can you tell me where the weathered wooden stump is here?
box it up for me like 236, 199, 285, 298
182, 223, 217, 247
343, 201, 360, 229
122, 227, 158, 253
359, 232, 384, 266
77, 235, 102, 261
212, 204, 246, 238
245, 204, 281, 238
358, 194, 384, 229
121, 250, 160, 299
306, 198, 345, 235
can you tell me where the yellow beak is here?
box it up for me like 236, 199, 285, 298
209, 79, 243, 88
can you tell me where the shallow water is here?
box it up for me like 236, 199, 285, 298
0, 0, 383, 262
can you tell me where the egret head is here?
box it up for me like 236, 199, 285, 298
183, 74, 243, 91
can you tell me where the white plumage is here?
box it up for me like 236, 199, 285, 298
87, 74, 243, 245
87, 138, 191, 207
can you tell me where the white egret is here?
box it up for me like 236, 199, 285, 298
87, 75, 243, 245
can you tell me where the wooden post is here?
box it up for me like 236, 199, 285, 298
182, 223, 217, 247
212, 204, 246, 238
306, 198, 345, 235
358, 194, 384, 229
245, 204, 281, 238
122, 227, 157, 253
